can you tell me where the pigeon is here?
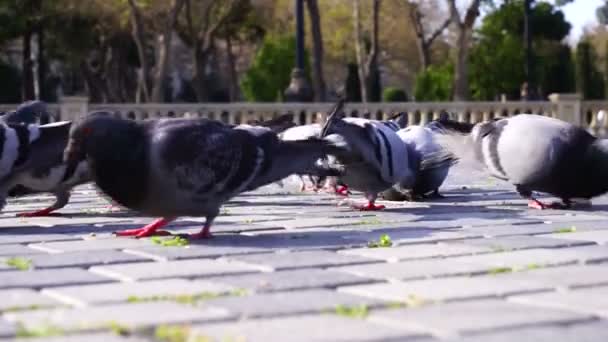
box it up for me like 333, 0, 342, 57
0, 120, 91, 216
319, 100, 417, 210
1, 100, 49, 125
381, 125, 458, 201
278, 123, 327, 191
63, 111, 346, 238
434, 114, 608, 209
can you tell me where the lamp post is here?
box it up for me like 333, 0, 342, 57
284, 0, 313, 102
523, 0, 535, 100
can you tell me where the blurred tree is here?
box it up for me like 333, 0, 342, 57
305, 0, 326, 101
408, 0, 452, 70
576, 40, 605, 100
240, 35, 310, 102
447, 0, 482, 101
176, 0, 250, 102
382, 87, 408, 101
413, 62, 453, 101
468, 0, 573, 100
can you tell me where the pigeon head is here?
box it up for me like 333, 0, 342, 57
63, 112, 136, 181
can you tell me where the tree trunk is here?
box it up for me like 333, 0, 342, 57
453, 26, 472, 101
305, 0, 326, 101
409, 3, 451, 71
353, 0, 367, 102
127, 0, 150, 102
447, 0, 481, 101
226, 36, 239, 101
22, 31, 35, 101
192, 46, 211, 102
37, 25, 47, 101
151, 0, 186, 102
80, 61, 108, 103
365, 0, 381, 102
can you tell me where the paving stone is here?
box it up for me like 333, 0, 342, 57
0, 289, 62, 312
205, 289, 387, 318
208, 269, 376, 293
43, 279, 237, 307
541, 230, 608, 245
0, 244, 47, 257
235, 231, 370, 250
0, 319, 16, 338
9, 250, 153, 269
447, 245, 608, 269
221, 250, 377, 271
339, 275, 551, 303
123, 237, 272, 261
89, 259, 263, 281
0, 268, 114, 290
3, 302, 232, 332
445, 320, 608, 342
12, 333, 152, 342
368, 299, 592, 338
330, 259, 490, 281
188, 314, 427, 342
510, 286, 608, 317
341, 228, 484, 245
338, 243, 493, 262
487, 264, 608, 289
28, 237, 153, 253
0, 233, 80, 245
449, 235, 593, 251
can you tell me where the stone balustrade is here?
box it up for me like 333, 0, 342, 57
2, 93, 608, 136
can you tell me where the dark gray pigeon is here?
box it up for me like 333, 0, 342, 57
435, 114, 608, 209
0, 121, 91, 216
63, 112, 345, 239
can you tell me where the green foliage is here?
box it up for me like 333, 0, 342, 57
151, 236, 189, 247
413, 63, 453, 101
382, 87, 408, 102
6, 257, 32, 271
576, 40, 605, 100
334, 304, 368, 319
240, 35, 311, 102
554, 226, 577, 233
469, 0, 574, 100
367, 234, 393, 248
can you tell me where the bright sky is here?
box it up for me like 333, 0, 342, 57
543, 0, 604, 44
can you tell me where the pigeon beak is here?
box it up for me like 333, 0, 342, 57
320, 98, 346, 138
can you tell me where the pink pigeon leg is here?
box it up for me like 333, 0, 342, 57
114, 217, 176, 238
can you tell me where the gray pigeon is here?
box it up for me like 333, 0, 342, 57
0, 121, 91, 216
1, 100, 49, 125
63, 112, 345, 238
319, 100, 415, 210
381, 125, 458, 201
435, 114, 608, 209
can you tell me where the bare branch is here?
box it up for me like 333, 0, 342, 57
446, 0, 461, 27
427, 16, 452, 45
463, 0, 482, 28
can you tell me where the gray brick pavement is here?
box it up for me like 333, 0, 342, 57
1, 170, 608, 341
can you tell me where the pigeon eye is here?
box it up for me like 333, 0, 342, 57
82, 127, 93, 136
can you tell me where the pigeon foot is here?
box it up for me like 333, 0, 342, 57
424, 190, 445, 199
114, 217, 175, 238
527, 199, 570, 210
187, 224, 213, 240
353, 201, 386, 211
16, 208, 62, 217
335, 185, 350, 197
